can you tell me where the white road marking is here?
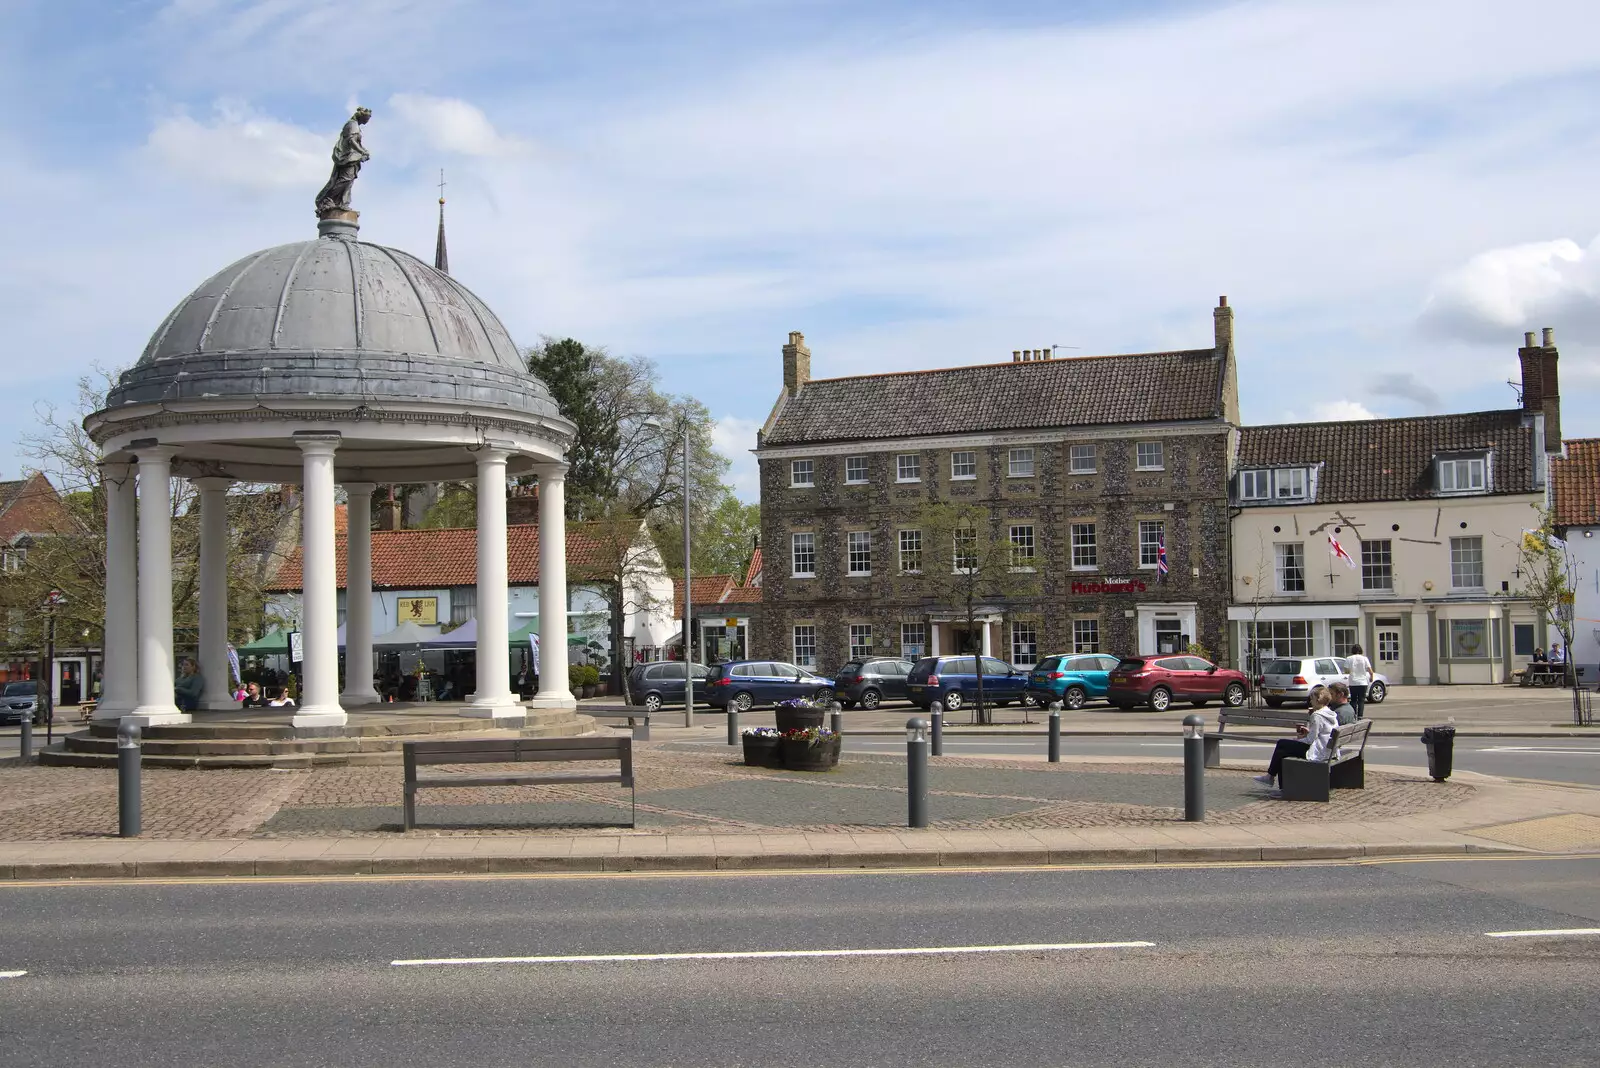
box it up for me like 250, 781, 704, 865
392, 940, 1155, 967
0, 970, 26, 978
1138, 742, 1400, 750
1478, 747, 1600, 756
1485, 928, 1600, 938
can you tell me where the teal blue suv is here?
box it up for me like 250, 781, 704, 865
1026, 653, 1121, 709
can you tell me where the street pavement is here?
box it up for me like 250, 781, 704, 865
2, 858, 1596, 1065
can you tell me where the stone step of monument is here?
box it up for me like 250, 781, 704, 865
83, 710, 585, 741
38, 715, 605, 769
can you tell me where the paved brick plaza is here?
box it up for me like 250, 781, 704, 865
0, 745, 1473, 841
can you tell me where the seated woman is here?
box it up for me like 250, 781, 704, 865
1257, 689, 1338, 788
266, 686, 296, 709
1532, 647, 1547, 663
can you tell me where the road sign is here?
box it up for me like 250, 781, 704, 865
288, 630, 304, 664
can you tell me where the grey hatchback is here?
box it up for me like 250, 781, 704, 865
833, 657, 914, 709
626, 661, 709, 712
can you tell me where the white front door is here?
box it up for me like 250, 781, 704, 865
1375, 625, 1402, 672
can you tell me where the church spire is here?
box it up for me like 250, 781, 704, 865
433, 169, 449, 274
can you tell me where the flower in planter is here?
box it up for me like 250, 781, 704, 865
741, 726, 781, 738
773, 698, 818, 711
781, 726, 837, 746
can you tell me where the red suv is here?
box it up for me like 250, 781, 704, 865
1106, 655, 1248, 711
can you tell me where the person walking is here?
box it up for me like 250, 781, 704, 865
1347, 644, 1374, 719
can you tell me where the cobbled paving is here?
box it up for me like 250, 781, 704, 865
0, 748, 1476, 840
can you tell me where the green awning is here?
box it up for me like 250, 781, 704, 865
236, 628, 290, 655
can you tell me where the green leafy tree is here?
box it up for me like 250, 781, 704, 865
1515, 505, 1579, 715
525, 338, 622, 508
652, 492, 760, 579
904, 500, 1043, 725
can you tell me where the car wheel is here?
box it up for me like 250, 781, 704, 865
1149, 687, 1172, 712
1223, 682, 1247, 707
942, 690, 964, 711
860, 689, 881, 710
643, 693, 663, 713
732, 691, 754, 713
1064, 686, 1087, 710
1367, 681, 1387, 703
814, 687, 835, 704
1264, 698, 1284, 708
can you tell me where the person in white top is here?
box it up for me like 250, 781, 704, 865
1549, 643, 1565, 665
1346, 644, 1374, 720
1258, 689, 1340, 788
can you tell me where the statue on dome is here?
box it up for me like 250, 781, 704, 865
314, 107, 373, 216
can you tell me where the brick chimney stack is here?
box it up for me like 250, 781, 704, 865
1518, 327, 1561, 452
782, 331, 811, 396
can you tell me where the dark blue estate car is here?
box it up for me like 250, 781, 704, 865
905, 656, 1028, 712
1026, 653, 1121, 710
703, 660, 836, 711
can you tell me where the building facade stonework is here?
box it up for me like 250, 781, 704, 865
753, 301, 1242, 675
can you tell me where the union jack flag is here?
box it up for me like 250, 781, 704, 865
1157, 533, 1169, 578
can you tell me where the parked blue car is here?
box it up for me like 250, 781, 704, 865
906, 656, 1028, 712
1026, 653, 1121, 710
703, 660, 837, 712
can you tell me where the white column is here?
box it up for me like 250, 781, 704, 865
339, 482, 380, 706
464, 448, 521, 720
528, 464, 575, 709
293, 435, 347, 727
980, 620, 993, 657
130, 446, 187, 725
930, 622, 941, 656
93, 461, 138, 721
194, 477, 236, 710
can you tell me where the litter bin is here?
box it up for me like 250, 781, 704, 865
1421, 724, 1456, 782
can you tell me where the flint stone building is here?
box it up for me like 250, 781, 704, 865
753, 299, 1243, 674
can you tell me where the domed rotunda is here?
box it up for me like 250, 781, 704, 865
86, 201, 577, 728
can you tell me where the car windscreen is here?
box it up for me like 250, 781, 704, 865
2, 682, 35, 696
1263, 660, 1302, 675
1035, 657, 1061, 672
1113, 658, 1147, 672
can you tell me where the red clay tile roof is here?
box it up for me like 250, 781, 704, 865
720, 584, 764, 605
761, 349, 1225, 446
744, 546, 762, 587
673, 574, 736, 610
265, 523, 621, 591
0, 473, 75, 543
1236, 410, 1537, 505
1552, 438, 1600, 528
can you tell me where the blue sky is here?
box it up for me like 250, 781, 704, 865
4, 0, 1600, 500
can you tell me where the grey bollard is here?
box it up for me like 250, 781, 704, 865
1048, 701, 1062, 763
1182, 714, 1205, 822
907, 717, 929, 828
19, 714, 32, 760
930, 701, 944, 757
117, 720, 142, 838
830, 700, 843, 736
727, 708, 739, 746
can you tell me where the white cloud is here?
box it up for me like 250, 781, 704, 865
143, 100, 327, 190
1419, 234, 1600, 342
388, 93, 526, 158
1282, 401, 1382, 424
711, 415, 762, 502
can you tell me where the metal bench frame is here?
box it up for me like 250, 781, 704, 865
1203, 709, 1310, 768
402, 736, 635, 830
1280, 720, 1373, 802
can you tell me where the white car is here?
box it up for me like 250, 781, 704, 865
1258, 657, 1389, 708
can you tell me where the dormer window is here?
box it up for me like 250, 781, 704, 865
1273, 468, 1307, 500
1239, 470, 1270, 501
1437, 456, 1487, 494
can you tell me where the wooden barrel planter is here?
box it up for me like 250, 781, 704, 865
741, 733, 784, 768
782, 733, 841, 771
774, 704, 825, 734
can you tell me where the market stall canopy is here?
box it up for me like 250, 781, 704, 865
372, 620, 438, 647
237, 628, 290, 655
425, 619, 477, 648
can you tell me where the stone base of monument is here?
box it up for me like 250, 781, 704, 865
39, 705, 597, 769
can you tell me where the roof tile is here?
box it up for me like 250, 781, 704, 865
763, 349, 1225, 446
1552, 438, 1600, 527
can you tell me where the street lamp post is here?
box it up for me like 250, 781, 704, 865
43, 589, 64, 745
682, 419, 695, 729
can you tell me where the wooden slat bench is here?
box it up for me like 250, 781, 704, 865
402, 736, 635, 830
1280, 720, 1373, 802
1203, 708, 1310, 768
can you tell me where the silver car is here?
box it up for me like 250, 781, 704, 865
1259, 657, 1390, 708
0, 680, 40, 726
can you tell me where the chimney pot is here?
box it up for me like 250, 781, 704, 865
1525, 331, 1536, 347
1013, 350, 1021, 362
1218, 295, 1228, 307
1543, 327, 1554, 346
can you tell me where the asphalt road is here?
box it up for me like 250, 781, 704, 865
845, 733, 1600, 786
2, 858, 1597, 1066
